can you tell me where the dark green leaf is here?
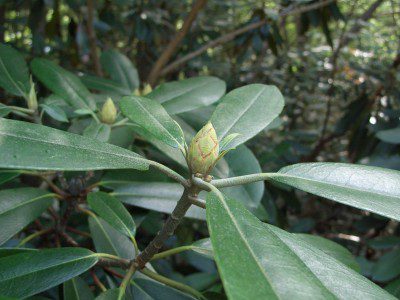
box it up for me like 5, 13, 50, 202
31, 58, 96, 111
0, 43, 30, 97
120, 95, 185, 148
385, 277, 400, 298
0, 103, 12, 117
101, 49, 139, 92
147, 76, 226, 114
81, 74, 131, 95
376, 127, 400, 144
372, 248, 400, 282
0, 247, 36, 259
131, 278, 196, 300
95, 289, 121, 300
40, 103, 69, 123
367, 236, 400, 250
216, 145, 264, 211
0, 170, 20, 185
0, 118, 148, 171
64, 276, 94, 300
89, 216, 135, 259
271, 163, 400, 221
0, 248, 98, 298
0, 188, 53, 245
211, 84, 284, 148
88, 192, 136, 239
83, 122, 111, 142
207, 192, 393, 299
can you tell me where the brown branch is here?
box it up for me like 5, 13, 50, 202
135, 185, 199, 269
86, 0, 102, 76
147, 0, 207, 86
160, 0, 335, 76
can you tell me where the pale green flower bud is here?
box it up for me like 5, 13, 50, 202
187, 122, 219, 175
100, 98, 117, 124
27, 76, 38, 111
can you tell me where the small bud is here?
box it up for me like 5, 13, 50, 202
187, 122, 219, 176
27, 76, 38, 111
100, 98, 117, 124
142, 83, 152, 95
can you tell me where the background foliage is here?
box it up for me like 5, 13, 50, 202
0, 0, 400, 299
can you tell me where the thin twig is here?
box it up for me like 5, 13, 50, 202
161, 0, 335, 76
86, 0, 102, 76
188, 195, 206, 209
147, 0, 207, 86
91, 269, 107, 292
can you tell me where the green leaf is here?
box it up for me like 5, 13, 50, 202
131, 278, 196, 300
189, 235, 359, 271
83, 121, 111, 142
112, 182, 205, 220
191, 238, 213, 259
0, 247, 36, 259
216, 145, 264, 211
0, 188, 53, 245
0, 170, 19, 185
88, 192, 136, 239
386, 277, 400, 298
31, 58, 96, 111
0, 118, 148, 171
296, 234, 360, 272
372, 248, 400, 282
64, 276, 94, 300
206, 192, 394, 299
101, 49, 139, 92
0, 103, 12, 117
376, 127, 400, 144
81, 74, 131, 95
0, 43, 30, 97
0, 248, 98, 298
147, 76, 226, 114
95, 289, 121, 300
367, 236, 400, 250
89, 216, 135, 259
270, 163, 400, 221
211, 84, 284, 148
120, 95, 185, 148
40, 103, 69, 123
219, 133, 240, 152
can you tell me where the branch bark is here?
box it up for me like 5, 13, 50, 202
147, 0, 207, 86
134, 185, 199, 269
86, 0, 102, 76
160, 0, 335, 77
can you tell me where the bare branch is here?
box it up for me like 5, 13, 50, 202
147, 0, 207, 86
160, 0, 335, 76
86, 0, 102, 76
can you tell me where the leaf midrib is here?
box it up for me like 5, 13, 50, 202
0, 253, 97, 281
0, 54, 27, 97
216, 87, 266, 140
0, 193, 53, 215
0, 123, 147, 169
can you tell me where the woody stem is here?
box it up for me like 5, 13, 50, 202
134, 183, 199, 269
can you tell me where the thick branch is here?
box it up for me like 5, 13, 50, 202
86, 0, 102, 76
147, 0, 207, 86
135, 185, 198, 268
160, 0, 335, 76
